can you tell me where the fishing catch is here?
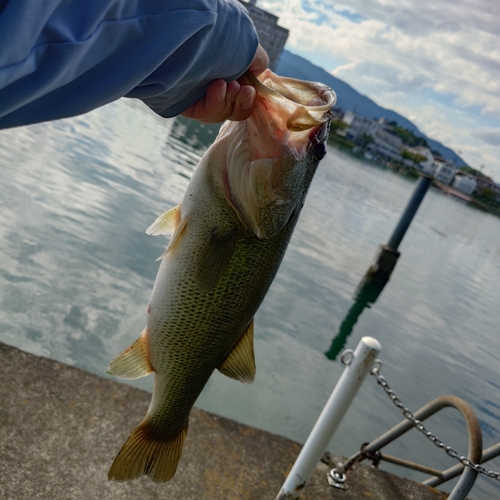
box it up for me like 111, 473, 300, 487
107, 70, 336, 482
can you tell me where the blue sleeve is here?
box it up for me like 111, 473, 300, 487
0, 0, 258, 129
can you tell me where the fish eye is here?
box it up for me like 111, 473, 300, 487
313, 142, 327, 161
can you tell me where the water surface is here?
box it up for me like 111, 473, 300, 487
1, 99, 499, 499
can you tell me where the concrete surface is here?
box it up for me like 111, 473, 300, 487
0, 342, 451, 499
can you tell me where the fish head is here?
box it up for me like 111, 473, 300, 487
217, 70, 336, 239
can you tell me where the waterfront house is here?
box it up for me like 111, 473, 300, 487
339, 111, 377, 141
475, 176, 500, 202
340, 113, 404, 161
406, 146, 436, 176
433, 157, 456, 185
367, 119, 404, 160
452, 173, 477, 195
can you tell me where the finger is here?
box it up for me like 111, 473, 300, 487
203, 79, 227, 117
248, 44, 269, 76
181, 80, 231, 123
201, 81, 240, 123
224, 85, 255, 121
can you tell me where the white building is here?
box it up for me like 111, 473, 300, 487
406, 146, 436, 176
433, 158, 456, 185
453, 173, 477, 195
369, 120, 404, 160
475, 176, 500, 202
341, 114, 403, 160
339, 111, 377, 140
238, 0, 289, 71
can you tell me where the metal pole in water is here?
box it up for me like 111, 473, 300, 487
276, 336, 381, 500
362, 174, 432, 285
386, 175, 432, 250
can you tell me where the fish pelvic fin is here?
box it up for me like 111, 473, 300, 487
107, 328, 153, 379
218, 319, 256, 385
108, 420, 188, 482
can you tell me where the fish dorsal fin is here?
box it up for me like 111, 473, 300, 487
107, 328, 153, 379
196, 228, 236, 292
146, 204, 181, 236
218, 319, 256, 385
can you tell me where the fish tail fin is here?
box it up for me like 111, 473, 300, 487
108, 420, 188, 482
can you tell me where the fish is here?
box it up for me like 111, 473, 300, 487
107, 69, 336, 482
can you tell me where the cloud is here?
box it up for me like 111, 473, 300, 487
261, 0, 500, 116
473, 129, 500, 147
259, 0, 500, 176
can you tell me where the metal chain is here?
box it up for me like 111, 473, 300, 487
370, 362, 500, 481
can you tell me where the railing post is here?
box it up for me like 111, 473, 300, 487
276, 336, 381, 499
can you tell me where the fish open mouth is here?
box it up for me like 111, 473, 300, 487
219, 71, 336, 237
242, 70, 336, 134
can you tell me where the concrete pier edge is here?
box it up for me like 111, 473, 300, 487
0, 342, 452, 499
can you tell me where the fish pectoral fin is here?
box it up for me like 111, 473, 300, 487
195, 228, 236, 292
218, 319, 256, 385
107, 328, 153, 379
108, 419, 188, 482
146, 204, 182, 236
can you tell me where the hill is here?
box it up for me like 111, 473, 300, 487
276, 51, 466, 167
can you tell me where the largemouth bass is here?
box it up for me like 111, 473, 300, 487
107, 70, 336, 482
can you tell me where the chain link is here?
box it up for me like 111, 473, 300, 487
370, 364, 500, 481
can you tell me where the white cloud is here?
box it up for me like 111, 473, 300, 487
473, 128, 500, 147
259, 0, 500, 177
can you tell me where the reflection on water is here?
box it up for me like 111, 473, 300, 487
325, 277, 386, 361
1, 99, 500, 499
163, 116, 221, 178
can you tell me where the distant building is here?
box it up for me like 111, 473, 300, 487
407, 146, 436, 176
238, 0, 289, 71
340, 113, 403, 160
339, 111, 377, 140
475, 176, 500, 202
369, 118, 404, 160
453, 173, 477, 195
433, 157, 456, 185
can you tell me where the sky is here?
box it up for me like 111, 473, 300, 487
258, 0, 500, 180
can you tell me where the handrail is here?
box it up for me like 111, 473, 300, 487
424, 442, 500, 487
345, 395, 482, 500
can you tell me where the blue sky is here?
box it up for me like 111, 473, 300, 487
259, 0, 500, 179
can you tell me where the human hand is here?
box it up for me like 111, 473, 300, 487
180, 44, 269, 123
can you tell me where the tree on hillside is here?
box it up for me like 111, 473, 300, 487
329, 119, 347, 135
459, 166, 493, 181
402, 150, 427, 165
388, 121, 428, 147
392, 126, 428, 147
359, 133, 374, 151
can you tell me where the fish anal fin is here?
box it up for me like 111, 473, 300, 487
218, 319, 256, 385
146, 204, 181, 236
107, 328, 153, 379
195, 228, 236, 291
108, 420, 188, 482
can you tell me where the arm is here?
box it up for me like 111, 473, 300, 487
0, 0, 260, 129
